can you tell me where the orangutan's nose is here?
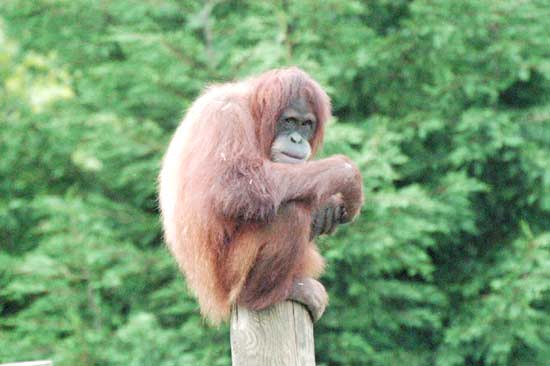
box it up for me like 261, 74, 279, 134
290, 132, 303, 144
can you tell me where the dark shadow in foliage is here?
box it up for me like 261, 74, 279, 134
499, 71, 548, 108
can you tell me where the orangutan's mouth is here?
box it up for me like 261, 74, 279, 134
281, 151, 307, 160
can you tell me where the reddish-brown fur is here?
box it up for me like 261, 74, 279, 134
159, 67, 363, 324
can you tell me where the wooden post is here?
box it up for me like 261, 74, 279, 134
230, 301, 315, 366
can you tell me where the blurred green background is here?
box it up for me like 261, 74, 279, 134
1, 1, 550, 365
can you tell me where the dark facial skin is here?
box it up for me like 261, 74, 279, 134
270, 96, 317, 164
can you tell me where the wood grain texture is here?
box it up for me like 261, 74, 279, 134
230, 301, 315, 366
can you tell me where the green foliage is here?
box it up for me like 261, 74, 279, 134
1, 1, 550, 365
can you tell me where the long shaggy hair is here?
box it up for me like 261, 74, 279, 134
158, 67, 362, 324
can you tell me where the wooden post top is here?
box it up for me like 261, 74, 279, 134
0, 361, 53, 366
230, 301, 315, 366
